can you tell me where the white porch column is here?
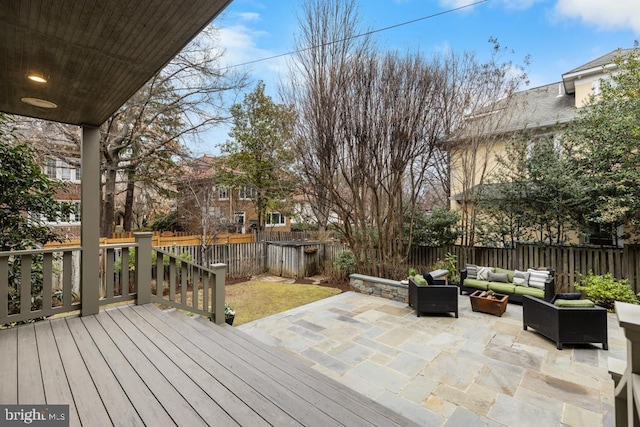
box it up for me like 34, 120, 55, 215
81, 126, 101, 316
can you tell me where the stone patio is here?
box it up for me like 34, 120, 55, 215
239, 291, 626, 426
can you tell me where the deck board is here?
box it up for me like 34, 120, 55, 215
34, 321, 81, 427
49, 318, 111, 426
65, 316, 143, 426
0, 327, 17, 404
79, 315, 175, 426
0, 304, 420, 427
17, 324, 45, 404
133, 304, 298, 427
94, 310, 208, 426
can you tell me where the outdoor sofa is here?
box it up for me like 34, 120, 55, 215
408, 274, 458, 318
459, 266, 555, 303
522, 295, 608, 350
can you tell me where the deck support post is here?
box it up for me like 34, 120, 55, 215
211, 263, 226, 325
81, 126, 101, 316
135, 232, 153, 305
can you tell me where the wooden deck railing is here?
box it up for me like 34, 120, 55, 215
609, 302, 640, 425
0, 232, 226, 326
0, 246, 81, 325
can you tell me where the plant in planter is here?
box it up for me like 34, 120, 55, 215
225, 302, 236, 325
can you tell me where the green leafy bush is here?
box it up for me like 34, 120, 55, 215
408, 267, 417, 277
431, 252, 459, 285
114, 249, 192, 272
575, 271, 639, 311
333, 249, 356, 279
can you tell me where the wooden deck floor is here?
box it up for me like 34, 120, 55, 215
0, 304, 418, 426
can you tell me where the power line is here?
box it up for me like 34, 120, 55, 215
222, 0, 488, 70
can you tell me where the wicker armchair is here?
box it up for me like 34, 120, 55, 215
408, 276, 458, 318
522, 295, 608, 350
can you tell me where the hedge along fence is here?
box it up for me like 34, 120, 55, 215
409, 244, 640, 294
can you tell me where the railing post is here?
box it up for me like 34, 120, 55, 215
135, 232, 153, 305
613, 302, 640, 425
211, 263, 226, 325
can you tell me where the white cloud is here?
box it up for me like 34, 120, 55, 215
554, 0, 640, 34
238, 12, 261, 22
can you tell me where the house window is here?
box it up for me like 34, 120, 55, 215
45, 201, 81, 224
265, 212, 286, 227
587, 223, 618, 247
45, 157, 80, 182
45, 157, 57, 178
218, 187, 229, 200
238, 185, 256, 200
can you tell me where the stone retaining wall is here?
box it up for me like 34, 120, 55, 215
349, 274, 408, 303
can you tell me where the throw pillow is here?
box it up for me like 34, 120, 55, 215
466, 264, 478, 279
527, 269, 550, 289
487, 271, 509, 283
554, 299, 595, 308
477, 266, 494, 281
551, 293, 583, 304
513, 270, 530, 286
413, 274, 428, 285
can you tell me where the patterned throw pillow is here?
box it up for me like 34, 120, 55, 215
477, 266, 494, 281
527, 269, 550, 289
466, 264, 478, 279
513, 270, 530, 286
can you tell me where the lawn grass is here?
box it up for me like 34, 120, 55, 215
226, 280, 342, 326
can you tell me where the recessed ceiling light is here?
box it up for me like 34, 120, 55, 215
27, 74, 47, 83
21, 97, 57, 109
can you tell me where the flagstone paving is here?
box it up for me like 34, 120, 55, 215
239, 291, 626, 426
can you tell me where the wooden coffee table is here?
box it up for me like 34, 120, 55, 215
470, 290, 508, 316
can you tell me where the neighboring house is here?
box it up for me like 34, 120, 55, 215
177, 155, 292, 237
39, 141, 82, 240
449, 48, 635, 247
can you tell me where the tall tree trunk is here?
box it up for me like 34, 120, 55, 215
123, 167, 136, 231
102, 167, 117, 237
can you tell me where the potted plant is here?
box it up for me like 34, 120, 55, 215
225, 302, 236, 325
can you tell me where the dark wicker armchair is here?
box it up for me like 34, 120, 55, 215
408, 276, 458, 318
522, 295, 608, 350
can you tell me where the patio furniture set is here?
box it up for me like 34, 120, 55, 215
408, 265, 608, 351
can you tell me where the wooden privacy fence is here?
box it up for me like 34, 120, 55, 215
158, 241, 347, 279
409, 244, 640, 293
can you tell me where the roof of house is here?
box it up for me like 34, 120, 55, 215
0, 1, 231, 127
562, 48, 638, 94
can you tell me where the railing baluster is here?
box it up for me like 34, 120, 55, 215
106, 248, 114, 299
0, 257, 8, 320
63, 251, 72, 309
20, 255, 31, 316
42, 253, 53, 311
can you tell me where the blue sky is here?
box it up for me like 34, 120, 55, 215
196, 0, 639, 154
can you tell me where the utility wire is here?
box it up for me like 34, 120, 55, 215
222, 0, 488, 70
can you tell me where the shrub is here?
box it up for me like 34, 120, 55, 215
431, 252, 460, 285
574, 271, 639, 311
333, 249, 356, 279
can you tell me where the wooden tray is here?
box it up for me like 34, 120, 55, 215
470, 290, 508, 316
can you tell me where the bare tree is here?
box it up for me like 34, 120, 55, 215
17, 26, 247, 237
177, 156, 227, 266
446, 41, 530, 246
100, 27, 248, 235
284, 0, 460, 278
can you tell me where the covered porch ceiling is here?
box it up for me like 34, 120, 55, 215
0, 0, 231, 127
